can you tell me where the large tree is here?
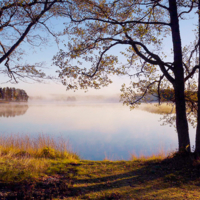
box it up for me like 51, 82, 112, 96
0, 0, 70, 83
194, 0, 200, 154
53, 0, 200, 153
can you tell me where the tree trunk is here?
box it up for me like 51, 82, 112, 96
174, 83, 190, 152
169, 0, 190, 152
195, 0, 200, 154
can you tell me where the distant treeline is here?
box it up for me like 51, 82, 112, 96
0, 87, 29, 102
140, 89, 197, 103
154, 89, 197, 102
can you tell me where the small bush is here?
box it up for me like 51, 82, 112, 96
15, 150, 30, 157
39, 147, 57, 158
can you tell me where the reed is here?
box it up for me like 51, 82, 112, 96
140, 103, 175, 114
130, 148, 168, 162
0, 134, 78, 159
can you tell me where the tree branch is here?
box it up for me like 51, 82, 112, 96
82, 41, 120, 78
178, 1, 194, 18
129, 80, 158, 105
124, 32, 174, 83
0, 0, 57, 65
184, 65, 199, 82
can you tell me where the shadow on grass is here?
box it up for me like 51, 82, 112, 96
1, 154, 200, 199
68, 154, 200, 199
0, 164, 79, 200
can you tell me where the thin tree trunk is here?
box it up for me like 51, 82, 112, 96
169, 0, 190, 152
195, 0, 200, 154
174, 83, 190, 152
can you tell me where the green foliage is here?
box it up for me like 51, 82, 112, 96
53, 0, 172, 94
40, 147, 57, 158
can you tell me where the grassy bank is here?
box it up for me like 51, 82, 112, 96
0, 135, 80, 199
0, 136, 200, 199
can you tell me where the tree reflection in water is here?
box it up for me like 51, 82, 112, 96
0, 104, 29, 117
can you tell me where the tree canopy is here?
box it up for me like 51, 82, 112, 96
0, 0, 70, 83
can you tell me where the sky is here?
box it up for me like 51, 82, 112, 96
0, 3, 199, 100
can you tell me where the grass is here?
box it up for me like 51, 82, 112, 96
0, 134, 79, 160
0, 134, 80, 199
130, 149, 167, 162
140, 103, 175, 114
1, 135, 200, 199
67, 152, 200, 200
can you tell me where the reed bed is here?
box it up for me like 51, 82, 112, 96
0, 134, 78, 159
140, 103, 175, 114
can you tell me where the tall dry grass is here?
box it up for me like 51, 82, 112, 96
130, 152, 166, 162
0, 134, 79, 182
0, 134, 79, 159
140, 103, 175, 114
129, 146, 176, 162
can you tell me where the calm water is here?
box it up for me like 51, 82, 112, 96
0, 102, 196, 160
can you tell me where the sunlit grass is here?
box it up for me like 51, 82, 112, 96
0, 134, 79, 183
0, 134, 79, 159
1, 137, 200, 199
130, 151, 167, 162
140, 103, 175, 114
67, 150, 200, 200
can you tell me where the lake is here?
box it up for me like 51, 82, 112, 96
0, 102, 196, 160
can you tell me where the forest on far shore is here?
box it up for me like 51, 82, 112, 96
0, 87, 29, 102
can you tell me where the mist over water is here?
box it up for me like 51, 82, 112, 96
0, 100, 196, 160
29, 94, 120, 104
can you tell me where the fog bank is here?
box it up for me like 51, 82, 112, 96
29, 93, 121, 103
